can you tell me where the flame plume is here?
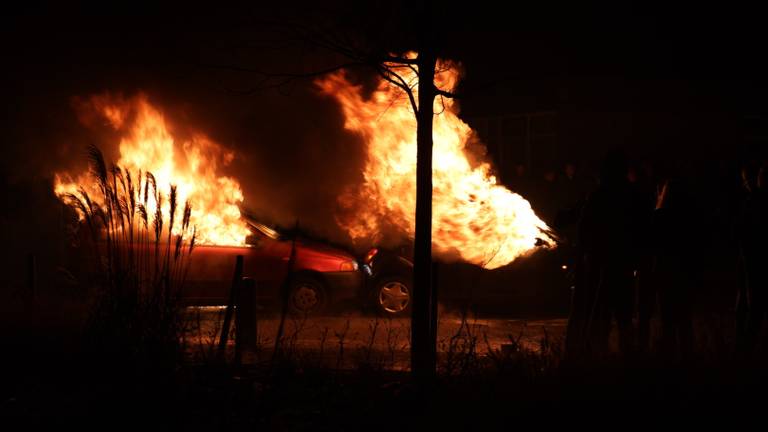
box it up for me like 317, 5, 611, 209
318, 60, 555, 269
55, 93, 249, 246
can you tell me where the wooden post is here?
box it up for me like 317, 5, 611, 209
218, 254, 243, 363
272, 233, 298, 364
235, 277, 258, 365
26, 253, 36, 309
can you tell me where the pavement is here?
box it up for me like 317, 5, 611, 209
182, 307, 568, 369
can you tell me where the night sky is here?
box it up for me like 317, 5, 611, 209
5, 3, 768, 163
3, 1, 768, 250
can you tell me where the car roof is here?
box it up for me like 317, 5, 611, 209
242, 217, 281, 240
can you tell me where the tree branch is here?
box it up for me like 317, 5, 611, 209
435, 95, 447, 115
380, 55, 419, 65
375, 66, 419, 115
199, 61, 361, 80
435, 88, 457, 99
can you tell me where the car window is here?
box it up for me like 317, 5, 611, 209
245, 231, 265, 248
245, 220, 282, 241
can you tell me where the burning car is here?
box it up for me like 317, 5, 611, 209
358, 236, 561, 317
52, 95, 367, 315
53, 84, 556, 318
360, 246, 413, 316
183, 219, 363, 314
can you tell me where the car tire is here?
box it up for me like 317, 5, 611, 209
372, 276, 412, 317
287, 276, 327, 316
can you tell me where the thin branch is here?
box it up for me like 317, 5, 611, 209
380, 55, 419, 65
374, 67, 410, 93
202, 61, 366, 96
199, 61, 361, 81
309, 35, 363, 61
375, 66, 419, 115
435, 94, 447, 115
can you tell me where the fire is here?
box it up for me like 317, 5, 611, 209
318, 59, 555, 269
54, 93, 250, 246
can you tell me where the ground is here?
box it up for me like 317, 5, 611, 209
184, 306, 568, 369
4, 299, 768, 428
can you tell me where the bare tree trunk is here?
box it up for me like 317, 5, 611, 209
411, 49, 437, 381
217, 254, 243, 363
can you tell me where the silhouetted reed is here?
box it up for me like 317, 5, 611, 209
61, 145, 197, 374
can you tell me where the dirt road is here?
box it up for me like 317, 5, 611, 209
183, 307, 567, 369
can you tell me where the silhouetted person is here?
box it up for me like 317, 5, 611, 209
566, 152, 642, 357
650, 179, 694, 358
552, 162, 593, 318
555, 161, 596, 235
511, 163, 534, 199
536, 168, 559, 224
736, 163, 768, 353
630, 162, 659, 354
558, 162, 592, 214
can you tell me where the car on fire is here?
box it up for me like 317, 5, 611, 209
360, 246, 414, 316
181, 217, 418, 316
359, 239, 568, 318
181, 217, 564, 317
182, 219, 364, 314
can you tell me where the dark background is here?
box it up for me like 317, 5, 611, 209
2, 1, 767, 304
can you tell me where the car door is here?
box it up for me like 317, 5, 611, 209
244, 229, 292, 299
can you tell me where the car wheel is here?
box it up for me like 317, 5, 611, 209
288, 276, 327, 316
373, 277, 411, 316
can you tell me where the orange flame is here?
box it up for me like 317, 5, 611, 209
54, 93, 250, 246
319, 60, 554, 269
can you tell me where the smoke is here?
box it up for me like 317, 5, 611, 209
224, 84, 369, 248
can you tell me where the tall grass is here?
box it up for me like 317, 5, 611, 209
61, 145, 197, 375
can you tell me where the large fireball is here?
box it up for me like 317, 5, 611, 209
54, 93, 250, 246
318, 60, 554, 269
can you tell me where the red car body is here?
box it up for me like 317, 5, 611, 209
182, 222, 362, 307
